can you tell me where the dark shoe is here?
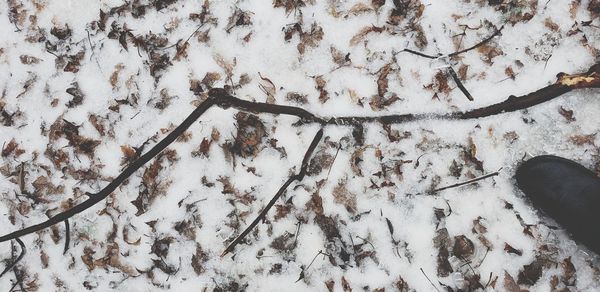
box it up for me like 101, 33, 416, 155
516, 155, 600, 254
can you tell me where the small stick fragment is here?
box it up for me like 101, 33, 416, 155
447, 66, 474, 101
63, 219, 70, 254
430, 168, 501, 194
400, 48, 440, 59
18, 163, 25, 194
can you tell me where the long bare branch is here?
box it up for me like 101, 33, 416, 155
0, 62, 598, 244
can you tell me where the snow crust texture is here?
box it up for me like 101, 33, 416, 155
0, 0, 599, 291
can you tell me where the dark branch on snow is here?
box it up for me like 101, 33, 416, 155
0, 63, 597, 257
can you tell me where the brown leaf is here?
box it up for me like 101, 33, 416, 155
332, 181, 357, 213
274, 204, 292, 221
371, 0, 385, 10
544, 18, 560, 31
225, 8, 252, 33
561, 257, 576, 285
109, 63, 125, 89
433, 228, 453, 277
452, 235, 475, 259
504, 271, 524, 292
476, 43, 503, 64
270, 232, 295, 252
330, 46, 350, 67
394, 276, 411, 291
341, 276, 352, 292
369, 94, 400, 111
570, 133, 596, 145
214, 54, 235, 78
32, 176, 64, 196
93, 243, 138, 276
88, 114, 106, 135
174, 41, 190, 61
325, 279, 335, 292
315, 75, 329, 103
297, 23, 324, 54
151, 236, 174, 258
51, 25, 72, 40
273, 0, 309, 14
458, 64, 469, 80
120, 145, 138, 166
189, 79, 204, 96
558, 106, 576, 122
232, 112, 267, 158
504, 131, 519, 143
463, 137, 484, 172
306, 191, 324, 215
2, 138, 24, 157
433, 71, 450, 95
49, 118, 100, 157
19, 55, 41, 65
377, 64, 391, 97
389, 0, 425, 24
315, 214, 340, 241
348, 3, 373, 16
131, 155, 171, 216
286, 92, 308, 104
350, 148, 365, 176
191, 244, 208, 275
518, 257, 552, 286
122, 225, 141, 245
413, 24, 428, 49
307, 152, 334, 176
192, 138, 212, 157
349, 25, 384, 46
505, 66, 516, 80
64, 51, 85, 73
40, 250, 49, 268
174, 219, 197, 240
202, 72, 221, 88
504, 243, 523, 256
81, 247, 96, 271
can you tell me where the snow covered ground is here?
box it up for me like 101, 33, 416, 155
0, 0, 599, 291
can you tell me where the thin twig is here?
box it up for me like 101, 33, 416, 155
0, 238, 25, 278
447, 66, 474, 101
401, 25, 504, 60
420, 268, 441, 292
430, 168, 502, 194
399, 48, 440, 59
221, 128, 324, 256
160, 22, 205, 50
448, 25, 504, 57
295, 250, 323, 283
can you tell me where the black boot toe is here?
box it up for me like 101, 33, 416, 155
516, 155, 600, 254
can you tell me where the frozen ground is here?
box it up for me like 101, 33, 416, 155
0, 0, 599, 291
